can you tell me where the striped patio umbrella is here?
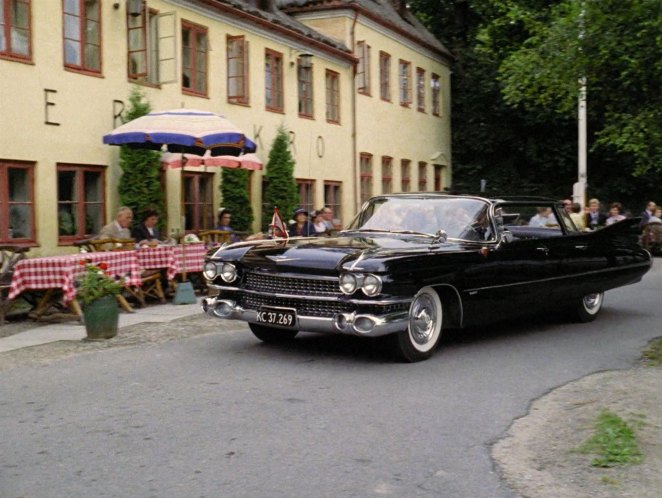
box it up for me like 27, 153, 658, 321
160, 152, 263, 170
103, 108, 256, 157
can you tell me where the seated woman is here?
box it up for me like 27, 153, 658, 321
289, 208, 316, 237
216, 208, 241, 243
132, 209, 161, 247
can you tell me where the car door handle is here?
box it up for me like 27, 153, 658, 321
536, 246, 550, 256
574, 244, 588, 250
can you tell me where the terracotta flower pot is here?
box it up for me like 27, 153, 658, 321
83, 295, 119, 340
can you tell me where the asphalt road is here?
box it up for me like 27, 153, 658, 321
1, 260, 660, 497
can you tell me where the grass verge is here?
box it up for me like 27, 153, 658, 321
579, 410, 642, 467
642, 337, 662, 367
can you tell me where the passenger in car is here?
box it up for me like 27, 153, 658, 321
289, 208, 316, 237
529, 207, 558, 228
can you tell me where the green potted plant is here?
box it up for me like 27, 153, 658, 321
75, 261, 124, 340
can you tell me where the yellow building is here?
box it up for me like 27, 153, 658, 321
0, 0, 451, 256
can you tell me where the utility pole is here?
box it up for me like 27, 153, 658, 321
573, 2, 587, 210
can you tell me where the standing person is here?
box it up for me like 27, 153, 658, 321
640, 201, 657, 227
561, 199, 573, 216
289, 207, 316, 237
584, 198, 607, 230
97, 206, 133, 239
605, 202, 626, 226
569, 202, 585, 230
132, 208, 161, 246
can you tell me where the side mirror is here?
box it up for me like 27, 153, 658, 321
500, 230, 514, 244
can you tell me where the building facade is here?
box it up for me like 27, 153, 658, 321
0, 0, 452, 256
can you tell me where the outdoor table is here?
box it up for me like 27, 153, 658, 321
135, 243, 208, 281
174, 243, 208, 277
8, 251, 142, 319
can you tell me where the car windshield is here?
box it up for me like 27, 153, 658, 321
347, 197, 492, 241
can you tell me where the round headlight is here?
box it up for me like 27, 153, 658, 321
203, 261, 218, 280
362, 274, 383, 296
220, 263, 238, 283
339, 273, 359, 294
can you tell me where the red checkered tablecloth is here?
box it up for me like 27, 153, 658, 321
174, 243, 208, 274
9, 251, 142, 303
136, 243, 208, 280
136, 245, 178, 280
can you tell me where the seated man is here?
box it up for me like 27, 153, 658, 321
97, 206, 133, 240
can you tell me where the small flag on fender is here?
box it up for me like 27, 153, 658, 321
270, 207, 289, 239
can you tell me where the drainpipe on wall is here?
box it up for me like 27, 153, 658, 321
350, 9, 360, 215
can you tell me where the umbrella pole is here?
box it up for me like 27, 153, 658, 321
173, 151, 196, 305
180, 151, 188, 280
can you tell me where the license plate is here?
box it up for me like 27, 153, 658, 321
256, 307, 297, 328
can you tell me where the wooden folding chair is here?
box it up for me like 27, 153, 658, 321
83, 238, 165, 308
197, 230, 233, 245
0, 245, 30, 325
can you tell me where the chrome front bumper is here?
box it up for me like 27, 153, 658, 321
202, 296, 409, 338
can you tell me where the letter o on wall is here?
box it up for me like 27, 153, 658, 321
316, 136, 325, 158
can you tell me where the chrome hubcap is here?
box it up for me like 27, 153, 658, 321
409, 294, 437, 345
583, 293, 603, 314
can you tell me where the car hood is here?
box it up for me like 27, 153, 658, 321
214, 233, 475, 273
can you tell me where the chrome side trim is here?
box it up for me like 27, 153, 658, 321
464, 261, 651, 294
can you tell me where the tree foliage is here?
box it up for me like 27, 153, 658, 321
219, 167, 253, 232
261, 126, 299, 230
409, 0, 662, 209
117, 87, 165, 229
492, 0, 662, 179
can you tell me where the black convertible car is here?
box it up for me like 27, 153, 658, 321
202, 194, 652, 362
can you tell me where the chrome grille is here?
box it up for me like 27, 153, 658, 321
240, 294, 352, 317
238, 293, 410, 318
244, 271, 340, 297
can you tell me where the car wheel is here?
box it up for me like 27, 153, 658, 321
249, 323, 299, 342
391, 287, 443, 362
573, 292, 604, 322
